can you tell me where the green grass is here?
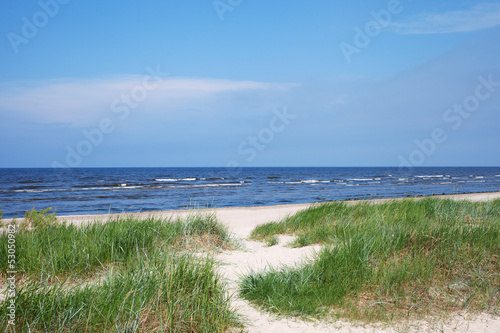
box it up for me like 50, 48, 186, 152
0, 212, 232, 278
242, 198, 500, 321
264, 235, 279, 247
0, 209, 240, 332
4, 253, 236, 332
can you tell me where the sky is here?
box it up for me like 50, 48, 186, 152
0, 0, 499, 168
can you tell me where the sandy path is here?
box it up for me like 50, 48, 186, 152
207, 192, 500, 332
4, 192, 500, 332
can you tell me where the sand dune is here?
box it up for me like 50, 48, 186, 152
4, 192, 500, 332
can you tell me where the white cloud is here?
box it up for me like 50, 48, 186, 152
392, 3, 500, 34
156, 78, 296, 92
0, 77, 298, 126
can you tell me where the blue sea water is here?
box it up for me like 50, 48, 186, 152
0, 167, 499, 218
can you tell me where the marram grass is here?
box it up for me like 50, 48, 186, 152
4, 253, 237, 332
0, 211, 232, 278
0, 209, 240, 332
242, 198, 500, 321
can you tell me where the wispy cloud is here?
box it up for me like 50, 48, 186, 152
0, 77, 298, 126
392, 3, 500, 34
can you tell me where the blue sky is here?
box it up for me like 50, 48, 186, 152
0, 0, 499, 168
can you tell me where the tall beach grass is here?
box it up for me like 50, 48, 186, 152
0, 208, 240, 332
242, 198, 500, 321
0, 210, 232, 279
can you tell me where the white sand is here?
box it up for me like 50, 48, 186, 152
4, 192, 500, 332
210, 192, 500, 333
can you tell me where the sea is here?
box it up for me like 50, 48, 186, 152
0, 167, 499, 218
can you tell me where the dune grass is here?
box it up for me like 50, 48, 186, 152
0, 209, 240, 332
4, 253, 236, 332
242, 198, 500, 321
0, 210, 232, 278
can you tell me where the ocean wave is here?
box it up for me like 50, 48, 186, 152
283, 180, 330, 184
415, 175, 445, 178
12, 186, 47, 191
177, 183, 244, 188
13, 184, 62, 190
80, 185, 143, 191
303, 180, 330, 184
77, 187, 117, 191
13, 184, 146, 193
156, 178, 197, 182
347, 178, 373, 181
14, 188, 68, 193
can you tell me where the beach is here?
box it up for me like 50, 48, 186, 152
40, 191, 500, 235
3, 0, 500, 329
3, 192, 500, 332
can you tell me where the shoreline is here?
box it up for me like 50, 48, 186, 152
5, 191, 500, 222
4, 191, 499, 236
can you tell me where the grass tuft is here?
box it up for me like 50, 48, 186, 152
0, 211, 232, 279
22, 207, 58, 231
242, 198, 500, 322
265, 235, 279, 247
0, 209, 240, 332
5, 253, 237, 332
